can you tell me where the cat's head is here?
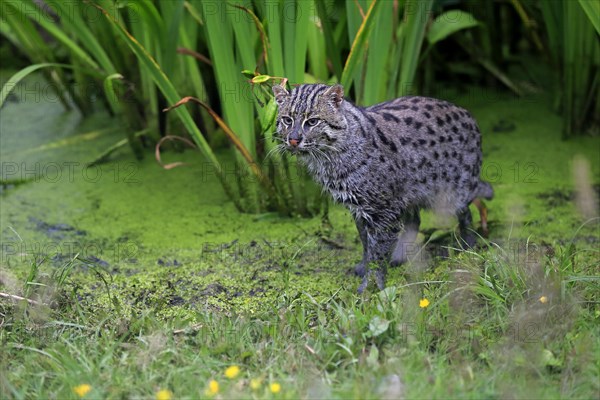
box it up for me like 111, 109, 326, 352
272, 84, 348, 155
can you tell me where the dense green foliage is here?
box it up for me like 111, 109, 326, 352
2, 0, 598, 213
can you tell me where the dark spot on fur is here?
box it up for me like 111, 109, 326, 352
436, 117, 445, 127
427, 126, 435, 135
377, 128, 390, 145
414, 121, 423, 130
411, 106, 419, 111
452, 112, 459, 121
388, 140, 398, 152
379, 155, 386, 163
445, 114, 452, 123
424, 111, 432, 118
404, 117, 413, 126
452, 126, 458, 134
400, 137, 411, 146
425, 104, 433, 111
439, 136, 446, 143
382, 112, 400, 123
429, 140, 436, 146
433, 151, 439, 159
411, 98, 421, 104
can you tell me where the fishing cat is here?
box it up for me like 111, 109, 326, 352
272, 84, 493, 293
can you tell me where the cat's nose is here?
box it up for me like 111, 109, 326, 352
289, 138, 300, 147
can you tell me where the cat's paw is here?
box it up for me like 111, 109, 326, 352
354, 261, 367, 277
356, 269, 386, 294
459, 232, 477, 249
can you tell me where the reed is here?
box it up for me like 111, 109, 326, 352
2, 0, 595, 214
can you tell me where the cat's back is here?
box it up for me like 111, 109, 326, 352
365, 95, 480, 147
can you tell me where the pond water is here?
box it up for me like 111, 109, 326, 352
1, 73, 598, 317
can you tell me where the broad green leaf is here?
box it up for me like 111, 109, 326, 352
368, 316, 390, 337
427, 10, 480, 45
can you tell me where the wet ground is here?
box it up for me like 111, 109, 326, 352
1, 73, 599, 318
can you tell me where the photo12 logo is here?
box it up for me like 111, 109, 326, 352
0, 162, 140, 184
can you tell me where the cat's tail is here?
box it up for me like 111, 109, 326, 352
476, 180, 494, 200
472, 180, 493, 237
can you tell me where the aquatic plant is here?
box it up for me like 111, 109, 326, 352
1, 0, 597, 214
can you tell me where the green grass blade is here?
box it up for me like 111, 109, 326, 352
266, 2, 285, 76
16, 1, 100, 71
578, 0, 600, 35
340, 0, 382, 94
0, 63, 70, 108
363, 0, 393, 104
49, 1, 116, 73
292, 0, 311, 83
315, 0, 343, 81
397, 0, 433, 96
160, 0, 185, 76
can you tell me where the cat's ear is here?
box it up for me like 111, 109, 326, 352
272, 85, 289, 105
324, 84, 344, 108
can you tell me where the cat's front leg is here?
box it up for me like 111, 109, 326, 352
353, 216, 368, 277
357, 224, 399, 294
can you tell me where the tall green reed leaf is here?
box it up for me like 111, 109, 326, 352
340, 0, 381, 95
397, 0, 433, 96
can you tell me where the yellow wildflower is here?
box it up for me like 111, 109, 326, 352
539, 296, 548, 304
156, 389, 173, 400
270, 382, 281, 394
224, 365, 240, 379
419, 298, 430, 308
250, 378, 261, 390
205, 380, 219, 396
73, 384, 92, 398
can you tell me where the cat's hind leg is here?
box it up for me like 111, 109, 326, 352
457, 206, 476, 249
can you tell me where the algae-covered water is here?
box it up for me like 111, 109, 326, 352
1, 74, 599, 319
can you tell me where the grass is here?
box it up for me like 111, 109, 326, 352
1, 82, 599, 398
1, 237, 598, 399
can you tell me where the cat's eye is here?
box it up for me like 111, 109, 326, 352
281, 116, 293, 126
305, 118, 320, 127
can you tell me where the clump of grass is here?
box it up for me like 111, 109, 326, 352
1, 231, 598, 398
